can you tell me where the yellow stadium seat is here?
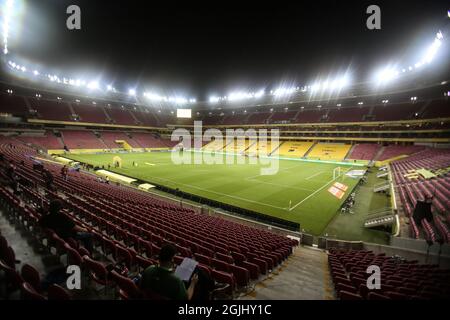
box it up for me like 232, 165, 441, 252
278, 141, 314, 157
307, 143, 351, 161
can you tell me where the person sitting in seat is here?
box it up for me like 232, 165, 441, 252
39, 200, 93, 253
140, 244, 198, 300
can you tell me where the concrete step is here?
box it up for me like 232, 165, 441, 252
239, 246, 335, 300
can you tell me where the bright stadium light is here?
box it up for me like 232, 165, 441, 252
128, 88, 136, 96
209, 96, 220, 103
375, 67, 398, 84
2, 0, 14, 55
272, 87, 297, 96
421, 32, 442, 64
254, 89, 265, 98
87, 81, 99, 90
228, 91, 254, 101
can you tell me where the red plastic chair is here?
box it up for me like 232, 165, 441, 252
21, 264, 41, 292
111, 270, 142, 300
21, 282, 46, 301
48, 284, 72, 300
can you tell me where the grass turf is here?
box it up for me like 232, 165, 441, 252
66, 151, 362, 235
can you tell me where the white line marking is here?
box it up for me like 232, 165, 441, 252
149, 176, 287, 210
245, 177, 315, 192
289, 167, 353, 212
305, 171, 324, 180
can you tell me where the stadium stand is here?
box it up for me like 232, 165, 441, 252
60, 130, 107, 150
17, 131, 64, 150
0, 139, 297, 300
29, 98, 72, 121
100, 131, 135, 149
246, 140, 280, 156
375, 145, 426, 161
295, 109, 327, 123
246, 112, 271, 124
328, 248, 450, 300
105, 106, 136, 125
0, 92, 28, 116
128, 132, 168, 148
390, 148, 450, 240
226, 139, 255, 153
277, 141, 315, 158
371, 102, 424, 121
270, 110, 298, 123
307, 143, 352, 161
71, 103, 108, 123
132, 110, 159, 127
422, 100, 450, 119
203, 139, 228, 151
326, 107, 369, 123
347, 144, 381, 161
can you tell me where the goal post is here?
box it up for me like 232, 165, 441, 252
333, 167, 342, 179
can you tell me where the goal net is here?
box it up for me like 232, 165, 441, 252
333, 167, 343, 179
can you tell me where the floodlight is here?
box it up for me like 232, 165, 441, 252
375, 68, 398, 84
310, 83, 320, 93
422, 37, 442, 63
87, 81, 99, 90
254, 90, 265, 98
128, 89, 136, 96
209, 96, 220, 103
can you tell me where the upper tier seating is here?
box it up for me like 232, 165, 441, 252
106, 107, 136, 125
278, 141, 314, 157
307, 143, 352, 161
202, 115, 224, 125
371, 102, 424, 122
222, 114, 249, 125
246, 112, 271, 124
132, 111, 158, 127
29, 98, 72, 121
421, 100, 450, 119
347, 144, 381, 161
327, 107, 369, 123
71, 103, 108, 123
0, 93, 29, 116
270, 111, 298, 123
295, 109, 327, 123
61, 130, 106, 149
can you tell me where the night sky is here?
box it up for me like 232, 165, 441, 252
11, 0, 450, 99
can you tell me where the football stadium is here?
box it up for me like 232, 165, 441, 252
1, 0, 450, 306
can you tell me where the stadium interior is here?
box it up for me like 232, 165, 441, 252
1, 0, 450, 302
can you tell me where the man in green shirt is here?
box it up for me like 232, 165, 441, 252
141, 244, 198, 300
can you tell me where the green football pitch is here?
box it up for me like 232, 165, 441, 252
66, 151, 363, 235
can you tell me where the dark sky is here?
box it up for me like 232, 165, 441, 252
12, 0, 450, 99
